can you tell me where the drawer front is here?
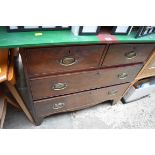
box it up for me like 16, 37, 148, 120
102, 44, 154, 67
30, 64, 142, 100
24, 45, 105, 78
34, 83, 129, 117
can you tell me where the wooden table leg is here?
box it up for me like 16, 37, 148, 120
6, 95, 21, 109
0, 93, 7, 128
5, 81, 34, 124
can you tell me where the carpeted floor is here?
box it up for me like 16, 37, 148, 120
3, 92, 155, 129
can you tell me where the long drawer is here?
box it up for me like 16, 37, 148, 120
34, 83, 129, 117
102, 43, 154, 67
30, 64, 142, 100
23, 45, 105, 78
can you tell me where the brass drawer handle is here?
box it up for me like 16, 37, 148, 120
125, 51, 136, 59
53, 83, 67, 90
118, 73, 128, 79
60, 57, 77, 66
53, 102, 65, 110
108, 90, 118, 96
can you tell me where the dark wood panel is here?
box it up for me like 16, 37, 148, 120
24, 45, 105, 78
14, 54, 43, 125
34, 83, 129, 117
30, 64, 142, 100
102, 44, 154, 67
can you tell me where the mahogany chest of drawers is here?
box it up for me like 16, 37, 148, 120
18, 43, 155, 125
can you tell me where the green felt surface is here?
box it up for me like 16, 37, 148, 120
0, 27, 155, 48
0, 27, 99, 48
115, 32, 155, 43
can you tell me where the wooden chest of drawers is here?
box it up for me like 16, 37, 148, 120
19, 43, 155, 125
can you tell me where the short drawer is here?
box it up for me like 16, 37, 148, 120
23, 45, 105, 78
34, 83, 130, 117
30, 64, 142, 100
102, 44, 154, 67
